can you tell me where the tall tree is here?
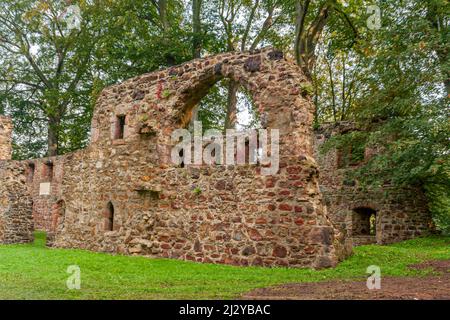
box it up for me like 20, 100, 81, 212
425, 0, 449, 96
319, 0, 450, 233
0, 0, 101, 157
292, 0, 358, 79
96, 0, 190, 83
0, 0, 191, 158
192, 0, 203, 59
188, 0, 204, 129
215, 0, 284, 129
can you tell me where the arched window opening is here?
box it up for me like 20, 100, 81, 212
104, 202, 114, 232
352, 207, 377, 236
189, 79, 261, 132
186, 79, 261, 166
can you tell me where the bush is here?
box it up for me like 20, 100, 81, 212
425, 182, 450, 235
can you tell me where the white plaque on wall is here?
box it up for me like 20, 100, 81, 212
39, 182, 51, 196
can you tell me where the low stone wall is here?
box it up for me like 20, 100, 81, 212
0, 161, 34, 244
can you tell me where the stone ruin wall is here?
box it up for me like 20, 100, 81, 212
0, 50, 432, 266
0, 162, 34, 244
0, 116, 34, 244
0, 116, 12, 161
1, 49, 341, 268
26, 157, 65, 231
314, 123, 431, 247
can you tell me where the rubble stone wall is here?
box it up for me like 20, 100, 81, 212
0, 50, 432, 267
314, 123, 431, 247
0, 116, 12, 160
1, 49, 339, 268
25, 157, 65, 231
0, 161, 34, 244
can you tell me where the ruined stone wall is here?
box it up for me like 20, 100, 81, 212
41, 48, 338, 268
0, 161, 34, 244
25, 157, 64, 231
0, 116, 12, 160
2, 50, 429, 267
314, 123, 431, 247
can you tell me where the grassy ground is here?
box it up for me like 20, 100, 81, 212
0, 232, 449, 300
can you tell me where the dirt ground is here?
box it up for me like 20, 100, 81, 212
242, 260, 450, 300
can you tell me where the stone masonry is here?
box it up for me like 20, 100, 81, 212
314, 122, 431, 249
0, 116, 12, 160
0, 117, 34, 244
0, 49, 340, 268
0, 49, 431, 267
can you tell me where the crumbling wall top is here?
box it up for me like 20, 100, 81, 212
0, 115, 13, 161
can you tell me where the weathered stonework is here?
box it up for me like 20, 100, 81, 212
314, 122, 431, 250
0, 49, 340, 268
0, 50, 431, 267
0, 162, 34, 244
0, 118, 34, 244
0, 116, 12, 160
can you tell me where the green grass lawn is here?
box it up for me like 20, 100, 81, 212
0, 232, 449, 300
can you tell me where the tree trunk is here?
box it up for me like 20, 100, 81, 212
158, 0, 176, 65
158, 0, 169, 31
47, 116, 60, 157
192, 0, 202, 59
437, 53, 450, 98
189, 0, 203, 129
224, 80, 239, 130
426, 2, 449, 97
295, 1, 333, 80
326, 59, 337, 122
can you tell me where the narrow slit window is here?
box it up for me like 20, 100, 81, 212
115, 115, 126, 140
105, 202, 114, 231
179, 149, 185, 168
28, 163, 35, 183
44, 162, 54, 182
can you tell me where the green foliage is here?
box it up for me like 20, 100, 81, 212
299, 82, 314, 96
321, 130, 367, 167
0, 0, 191, 158
93, 0, 192, 83
197, 80, 229, 132
196, 79, 260, 132
161, 89, 172, 99
425, 172, 450, 235
317, 0, 450, 233
0, 0, 108, 157
193, 186, 202, 195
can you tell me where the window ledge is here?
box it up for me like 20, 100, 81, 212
112, 139, 126, 145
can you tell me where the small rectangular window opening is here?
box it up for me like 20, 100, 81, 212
27, 163, 35, 183
45, 162, 54, 182
115, 115, 126, 140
